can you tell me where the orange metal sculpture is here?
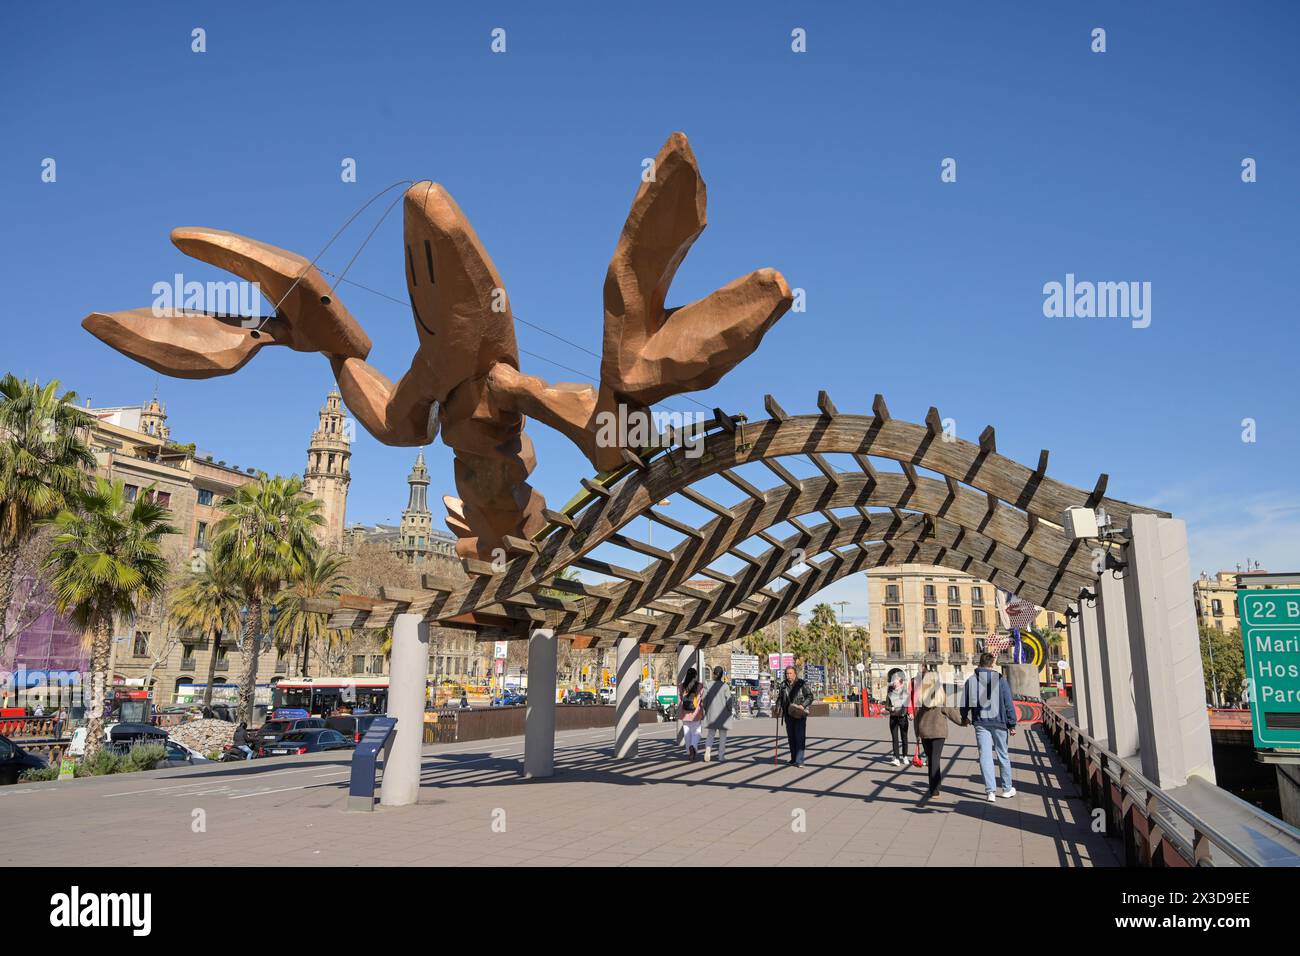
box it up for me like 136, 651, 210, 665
83, 133, 793, 560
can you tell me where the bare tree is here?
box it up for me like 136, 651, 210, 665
0, 527, 56, 655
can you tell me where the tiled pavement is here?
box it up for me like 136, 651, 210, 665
0, 716, 1118, 866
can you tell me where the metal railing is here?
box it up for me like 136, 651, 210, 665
1042, 703, 1300, 867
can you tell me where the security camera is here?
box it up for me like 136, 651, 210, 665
1063, 506, 1099, 540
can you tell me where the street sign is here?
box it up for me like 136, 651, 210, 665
731, 654, 760, 680
768, 653, 794, 671
494, 641, 508, 660
804, 664, 826, 691
1240, 588, 1300, 749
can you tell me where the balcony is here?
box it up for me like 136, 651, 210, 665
923, 622, 940, 633
179, 657, 196, 672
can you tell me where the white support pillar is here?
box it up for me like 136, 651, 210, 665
524, 628, 557, 778
1121, 515, 1215, 788
614, 637, 641, 759
1066, 609, 1090, 734
379, 612, 429, 807
675, 644, 699, 745
1096, 570, 1139, 758
1077, 591, 1110, 744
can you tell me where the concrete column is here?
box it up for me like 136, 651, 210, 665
1121, 515, 1215, 788
1077, 591, 1109, 743
614, 637, 641, 759
379, 612, 429, 807
675, 644, 699, 745
1096, 570, 1138, 758
524, 628, 557, 778
1067, 610, 1090, 734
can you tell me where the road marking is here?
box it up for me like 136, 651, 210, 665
229, 786, 311, 800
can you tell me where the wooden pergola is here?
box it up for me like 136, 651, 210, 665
323, 392, 1167, 650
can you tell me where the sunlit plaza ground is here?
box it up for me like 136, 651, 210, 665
0, 716, 1116, 867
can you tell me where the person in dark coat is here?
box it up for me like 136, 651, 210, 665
775, 665, 814, 767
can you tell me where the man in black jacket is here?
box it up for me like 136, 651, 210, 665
776, 666, 815, 766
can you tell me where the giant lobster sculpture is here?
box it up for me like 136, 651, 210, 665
83, 133, 793, 560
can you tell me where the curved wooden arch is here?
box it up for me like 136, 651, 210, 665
328, 396, 1161, 646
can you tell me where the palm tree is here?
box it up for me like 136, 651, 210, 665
0, 375, 94, 643
42, 478, 176, 761
211, 475, 323, 723
169, 559, 244, 708
271, 548, 350, 677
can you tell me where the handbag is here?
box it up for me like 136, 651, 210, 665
787, 702, 809, 719
911, 743, 924, 768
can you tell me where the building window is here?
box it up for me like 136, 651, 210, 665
926, 636, 938, 654
888, 636, 901, 655
973, 609, 986, 629
885, 584, 899, 603
885, 606, 901, 627
181, 644, 196, 669
948, 608, 962, 626
971, 586, 983, 605
1212, 599, 1223, 616
370, 655, 384, 675
132, 632, 149, 657
974, 638, 987, 654
352, 655, 365, 674
124, 484, 139, 502
154, 491, 171, 508
924, 607, 938, 627
950, 637, 963, 654
195, 521, 207, 547
948, 585, 960, 604
924, 585, 936, 604
197, 489, 214, 506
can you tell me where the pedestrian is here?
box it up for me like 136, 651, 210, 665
702, 666, 734, 763
913, 672, 967, 797
776, 665, 814, 766
961, 652, 1018, 802
885, 668, 911, 767
33, 703, 45, 718
678, 667, 704, 760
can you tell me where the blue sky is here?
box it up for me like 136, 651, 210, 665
2, 1, 1297, 624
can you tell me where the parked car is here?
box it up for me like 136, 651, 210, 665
160, 739, 211, 768
324, 714, 382, 743
563, 691, 598, 705
251, 718, 325, 751
0, 734, 47, 785
67, 721, 168, 757
598, 687, 615, 705
258, 728, 355, 756
491, 692, 527, 707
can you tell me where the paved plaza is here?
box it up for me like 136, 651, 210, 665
1, 716, 1117, 867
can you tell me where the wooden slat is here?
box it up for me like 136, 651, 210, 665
761, 457, 803, 491
764, 394, 789, 421
718, 468, 765, 501
817, 391, 838, 417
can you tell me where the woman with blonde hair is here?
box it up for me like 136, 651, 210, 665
912, 671, 966, 797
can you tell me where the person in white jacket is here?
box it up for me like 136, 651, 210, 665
701, 667, 735, 763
